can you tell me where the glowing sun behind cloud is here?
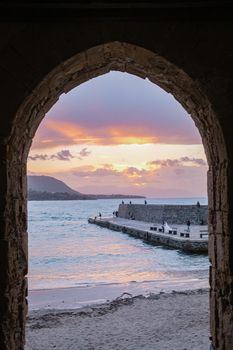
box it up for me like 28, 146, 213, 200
28, 71, 207, 198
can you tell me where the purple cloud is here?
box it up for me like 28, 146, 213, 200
77, 148, 91, 159
123, 167, 149, 177
72, 165, 120, 177
28, 154, 50, 161
149, 159, 180, 167
180, 157, 206, 166
51, 150, 74, 161
72, 165, 156, 181
149, 157, 207, 167
28, 149, 74, 161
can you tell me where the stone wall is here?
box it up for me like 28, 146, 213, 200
0, 4, 233, 349
118, 204, 208, 225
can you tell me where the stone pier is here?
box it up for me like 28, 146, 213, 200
88, 217, 208, 253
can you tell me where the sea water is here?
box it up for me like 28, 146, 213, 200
28, 198, 209, 292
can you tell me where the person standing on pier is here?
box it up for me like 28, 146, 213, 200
162, 220, 165, 233
187, 220, 191, 232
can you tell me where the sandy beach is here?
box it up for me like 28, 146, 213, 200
26, 288, 210, 350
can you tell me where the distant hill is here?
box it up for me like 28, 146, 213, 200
27, 175, 145, 200
28, 190, 91, 201
28, 175, 80, 195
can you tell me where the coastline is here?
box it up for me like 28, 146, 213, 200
26, 288, 210, 350
26, 198, 210, 349
28, 277, 209, 311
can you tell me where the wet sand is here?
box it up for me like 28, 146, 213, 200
26, 288, 210, 350
28, 276, 209, 311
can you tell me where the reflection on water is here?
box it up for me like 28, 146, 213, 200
28, 198, 209, 290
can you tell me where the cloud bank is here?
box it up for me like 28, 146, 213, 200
28, 148, 91, 161
31, 72, 202, 150
148, 157, 207, 168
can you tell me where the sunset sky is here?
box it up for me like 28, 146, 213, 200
28, 72, 207, 198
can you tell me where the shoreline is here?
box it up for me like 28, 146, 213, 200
26, 288, 210, 350
28, 277, 209, 311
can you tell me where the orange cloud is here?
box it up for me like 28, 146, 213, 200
30, 71, 203, 151
31, 120, 162, 150
62, 157, 207, 190
70, 164, 157, 188
35, 159, 207, 197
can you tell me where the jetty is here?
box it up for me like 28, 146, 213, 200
88, 216, 208, 253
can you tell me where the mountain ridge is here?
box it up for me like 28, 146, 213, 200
27, 175, 145, 200
28, 175, 80, 194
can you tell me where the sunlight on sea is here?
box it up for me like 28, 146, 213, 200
28, 198, 209, 290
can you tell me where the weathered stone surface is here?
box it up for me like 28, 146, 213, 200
118, 204, 208, 225
0, 7, 233, 349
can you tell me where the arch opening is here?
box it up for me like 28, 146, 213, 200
3, 42, 229, 349
16, 42, 224, 166
26, 69, 209, 348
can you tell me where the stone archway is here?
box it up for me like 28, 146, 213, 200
1, 41, 231, 349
